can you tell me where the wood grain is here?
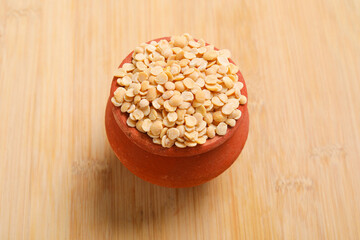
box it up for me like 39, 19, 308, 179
1, 0, 360, 239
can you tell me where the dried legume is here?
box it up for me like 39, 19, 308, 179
112, 34, 246, 148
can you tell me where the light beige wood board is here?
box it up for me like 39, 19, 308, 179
1, 0, 360, 239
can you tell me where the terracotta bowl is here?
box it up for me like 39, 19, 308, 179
105, 37, 249, 188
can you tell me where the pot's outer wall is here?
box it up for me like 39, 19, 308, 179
106, 37, 250, 187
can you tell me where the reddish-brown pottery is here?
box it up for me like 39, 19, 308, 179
105, 37, 249, 188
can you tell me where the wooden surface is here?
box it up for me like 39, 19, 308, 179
1, 0, 360, 239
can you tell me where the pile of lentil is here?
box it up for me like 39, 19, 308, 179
111, 34, 247, 148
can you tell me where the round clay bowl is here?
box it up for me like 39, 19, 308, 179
105, 37, 249, 188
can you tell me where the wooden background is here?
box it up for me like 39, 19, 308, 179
1, 0, 360, 239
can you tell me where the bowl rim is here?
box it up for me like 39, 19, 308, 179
109, 37, 248, 157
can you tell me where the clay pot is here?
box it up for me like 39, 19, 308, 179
105, 37, 249, 188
